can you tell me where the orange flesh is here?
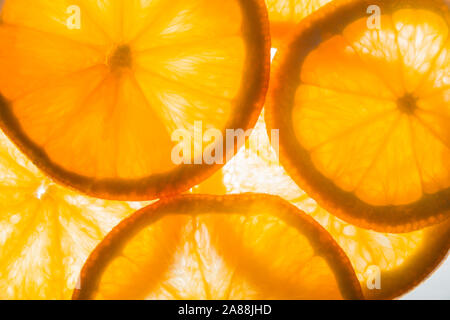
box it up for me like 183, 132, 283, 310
265, 0, 333, 43
194, 112, 450, 299
0, 0, 243, 178
0, 130, 148, 299
0, 0, 447, 300
74, 195, 363, 300
0, 0, 269, 199
294, 8, 450, 206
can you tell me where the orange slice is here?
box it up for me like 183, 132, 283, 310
73, 194, 363, 300
267, 0, 450, 231
266, 0, 332, 46
0, 129, 148, 299
0, 0, 270, 200
195, 113, 450, 299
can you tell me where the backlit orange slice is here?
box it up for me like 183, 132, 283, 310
0, 129, 148, 299
268, 0, 450, 231
197, 113, 450, 299
0, 0, 270, 200
73, 194, 363, 300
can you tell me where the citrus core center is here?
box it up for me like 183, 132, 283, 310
397, 94, 418, 114
108, 45, 132, 71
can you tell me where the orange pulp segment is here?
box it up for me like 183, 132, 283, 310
268, 0, 450, 231
266, 0, 333, 45
193, 112, 450, 299
73, 194, 363, 300
0, 0, 270, 200
0, 129, 148, 299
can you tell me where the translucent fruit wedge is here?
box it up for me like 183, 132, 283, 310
192, 113, 450, 299
0, 0, 270, 200
268, 0, 450, 232
265, 0, 333, 46
73, 194, 363, 300
0, 130, 148, 299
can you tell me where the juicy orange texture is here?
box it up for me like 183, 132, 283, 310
0, 0, 270, 200
0, 0, 448, 301
268, 0, 450, 232
0, 130, 148, 299
193, 113, 450, 299
265, 0, 332, 45
73, 194, 363, 300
